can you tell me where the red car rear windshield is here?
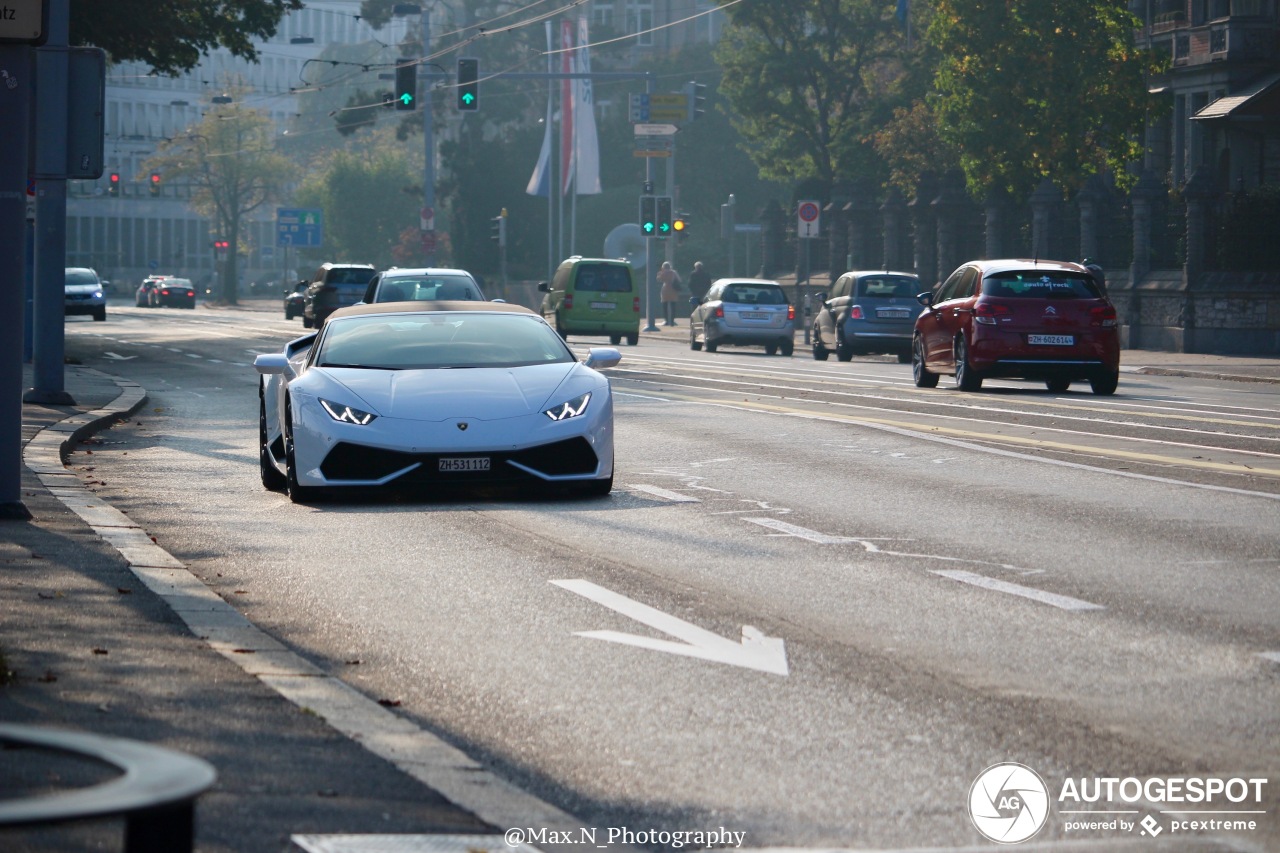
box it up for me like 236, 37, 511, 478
983, 271, 1102, 299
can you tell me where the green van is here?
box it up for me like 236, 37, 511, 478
538, 257, 640, 346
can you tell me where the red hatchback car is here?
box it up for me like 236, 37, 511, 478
912, 259, 1120, 395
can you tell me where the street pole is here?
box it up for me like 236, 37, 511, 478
0, 44, 34, 518
421, 8, 436, 266
26, 0, 73, 405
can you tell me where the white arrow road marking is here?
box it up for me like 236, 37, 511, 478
101, 352, 137, 360
550, 579, 789, 676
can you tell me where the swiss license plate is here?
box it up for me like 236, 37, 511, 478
1028, 334, 1074, 346
438, 457, 490, 472
589, 301, 616, 310
741, 311, 769, 320
877, 309, 909, 318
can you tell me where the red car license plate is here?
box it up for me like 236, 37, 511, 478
438, 457, 490, 472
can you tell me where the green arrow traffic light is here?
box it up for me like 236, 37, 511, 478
399, 93, 413, 106
461, 92, 475, 106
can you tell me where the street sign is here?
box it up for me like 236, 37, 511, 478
0, 0, 47, 44
629, 93, 688, 124
632, 150, 673, 158
276, 208, 323, 248
797, 199, 821, 239
633, 136, 673, 152
634, 124, 678, 136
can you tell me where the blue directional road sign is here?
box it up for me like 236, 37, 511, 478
277, 208, 324, 248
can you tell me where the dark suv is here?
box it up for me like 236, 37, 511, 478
302, 263, 376, 329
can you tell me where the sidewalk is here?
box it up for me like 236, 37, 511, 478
1, 365, 497, 852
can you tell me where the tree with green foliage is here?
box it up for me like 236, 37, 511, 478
145, 96, 297, 303
70, 0, 302, 75
713, 0, 908, 192
927, 0, 1159, 200
294, 146, 420, 269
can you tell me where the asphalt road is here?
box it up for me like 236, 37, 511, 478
60, 301, 1280, 851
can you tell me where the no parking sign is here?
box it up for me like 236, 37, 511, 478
797, 200, 820, 239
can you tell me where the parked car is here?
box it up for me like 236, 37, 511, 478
912, 259, 1121, 395
65, 267, 106, 321
135, 275, 170, 307
254, 302, 620, 502
284, 281, 307, 320
149, 277, 196, 308
538, 257, 640, 346
301, 263, 377, 329
689, 278, 795, 356
360, 268, 485, 304
812, 270, 923, 363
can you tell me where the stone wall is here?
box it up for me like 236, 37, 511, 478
1109, 269, 1280, 353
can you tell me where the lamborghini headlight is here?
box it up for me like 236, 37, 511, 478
544, 392, 591, 421
320, 398, 377, 425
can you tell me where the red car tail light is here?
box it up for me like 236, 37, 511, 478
160, 289, 171, 296
974, 302, 1010, 325
849, 305, 864, 320
564, 294, 574, 310
713, 305, 724, 319
186, 290, 195, 297
787, 304, 795, 321
633, 297, 640, 313
1090, 304, 1117, 327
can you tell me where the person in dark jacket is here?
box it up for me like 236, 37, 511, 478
687, 261, 712, 301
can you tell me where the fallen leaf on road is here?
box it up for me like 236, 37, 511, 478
377, 698, 401, 707
92, 648, 109, 655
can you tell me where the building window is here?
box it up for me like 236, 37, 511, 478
626, 1, 654, 46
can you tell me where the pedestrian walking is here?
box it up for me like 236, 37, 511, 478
658, 261, 683, 326
687, 261, 712, 301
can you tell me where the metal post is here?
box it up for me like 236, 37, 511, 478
643, 74, 658, 332
0, 45, 34, 518
26, 0, 73, 405
421, 9, 436, 266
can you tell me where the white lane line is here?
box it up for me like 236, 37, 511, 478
629, 484, 700, 502
741, 518, 1098, 610
931, 570, 1105, 612
166, 347, 185, 353
613, 390, 674, 401
743, 517, 882, 547
1258, 652, 1280, 664
185, 353, 201, 359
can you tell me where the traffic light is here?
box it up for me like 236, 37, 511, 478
457, 57, 479, 111
395, 60, 417, 111
639, 195, 657, 236
489, 210, 507, 247
108, 173, 119, 196
685, 81, 707, 122
213, 239, 229, 259
673, 212, 689, 243
655, 196, 673, 239
149, 173, 160, 197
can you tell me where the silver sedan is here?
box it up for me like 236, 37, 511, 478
689, 278, 796, 356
